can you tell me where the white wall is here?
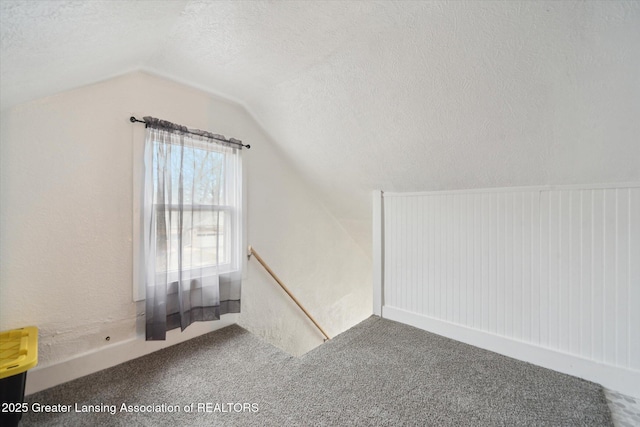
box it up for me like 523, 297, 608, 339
0, 71, 372, 394
379, 184, 640, 398
242, 125, 372, 355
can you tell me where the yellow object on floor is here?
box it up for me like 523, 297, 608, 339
0, 326, 38, 380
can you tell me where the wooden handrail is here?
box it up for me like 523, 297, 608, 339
248, 246, 331, 341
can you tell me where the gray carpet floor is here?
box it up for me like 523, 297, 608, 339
22, 316, 612, 426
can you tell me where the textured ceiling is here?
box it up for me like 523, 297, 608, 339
2, 0, 639, 251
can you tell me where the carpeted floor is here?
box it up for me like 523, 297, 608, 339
21, 316, 612, 426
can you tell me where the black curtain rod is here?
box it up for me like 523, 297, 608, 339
129, 116, 250, 149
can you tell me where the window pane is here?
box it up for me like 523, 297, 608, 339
158, 208, 231, 272
153, 141, 228, 206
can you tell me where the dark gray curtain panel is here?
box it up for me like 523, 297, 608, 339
143, 117, 242, 341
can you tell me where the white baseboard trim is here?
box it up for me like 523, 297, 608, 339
382, 306, 640, 399
25, 315, 238, 396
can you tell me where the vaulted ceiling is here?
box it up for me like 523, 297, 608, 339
2, 0, 639, 251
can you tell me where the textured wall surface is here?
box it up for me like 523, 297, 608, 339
2, 1, 639, 253
0, 0, 640, 251
0, 72, 371, 379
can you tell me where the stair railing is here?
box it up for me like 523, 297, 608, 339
247, 245, 331, 341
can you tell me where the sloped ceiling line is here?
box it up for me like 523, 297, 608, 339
2, 0, 639, 253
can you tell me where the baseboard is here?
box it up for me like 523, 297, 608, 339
382, 306, 640, 399
25, 315, 238, 396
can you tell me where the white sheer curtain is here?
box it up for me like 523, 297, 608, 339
143, 117, 242, 341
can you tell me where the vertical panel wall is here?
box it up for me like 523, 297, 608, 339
381, 184, 640, 396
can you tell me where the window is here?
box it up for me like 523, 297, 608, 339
132, 117, 244, 341
149, 139, 239, 281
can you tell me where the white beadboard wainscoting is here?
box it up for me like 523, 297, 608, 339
372, 184, 640, 397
